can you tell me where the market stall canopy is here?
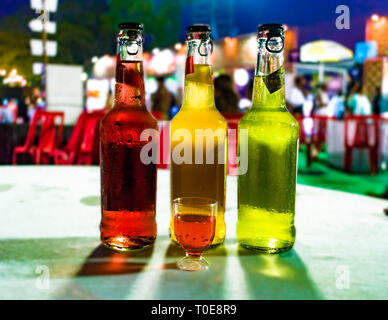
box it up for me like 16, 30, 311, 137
300, 40, 353, 63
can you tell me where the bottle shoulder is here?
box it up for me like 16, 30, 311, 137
101, 107, 158, 129
171, 107, 227, 129
239, 107, 298, 128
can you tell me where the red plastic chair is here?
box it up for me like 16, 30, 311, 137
76, 110, 107, 165
344, 115, 379, 174
38, 111, 65, 164
13, 111, 64, 164
222, 112, 245, 176
294, 114, 307, 144
311, 115, 331, 145
53, 112, 87, 165
13, 111, 41, 164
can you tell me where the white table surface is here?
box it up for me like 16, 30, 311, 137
0, 166, 387, 300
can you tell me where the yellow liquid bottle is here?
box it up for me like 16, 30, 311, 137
170, 25, 227, 246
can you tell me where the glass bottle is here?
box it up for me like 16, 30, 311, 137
100, 22, 158, 251
237, 24, 299, 253
170, 24, 227, 246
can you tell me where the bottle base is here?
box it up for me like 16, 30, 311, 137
102, 236, 155, 252
238, 239, 294, 254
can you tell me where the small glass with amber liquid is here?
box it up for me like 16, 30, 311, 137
173, 197, 217, 271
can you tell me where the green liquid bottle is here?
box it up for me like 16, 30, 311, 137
237, 24, 299, 253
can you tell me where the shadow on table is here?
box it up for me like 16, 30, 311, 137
75, 244, 154, 276
237, 247, 323, 299
53, 242, 154, 299
149, 241, 228, 299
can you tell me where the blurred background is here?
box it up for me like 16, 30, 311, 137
1, 0, 388, 198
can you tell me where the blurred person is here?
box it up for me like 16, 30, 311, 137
372, 86, 383, 115
344, 75, 354, 106
214, 74, 240, 113
7, 98, 18, 122
0, 100, 13, 123
27, 101, 36, 123
327, 90, 345, 119
151, 77, 174, 119
17, 94, 30, 123
314, 83, 330, 115
348, 85, 372, 116
288, 76, 305, 115
346, 82, 360, 115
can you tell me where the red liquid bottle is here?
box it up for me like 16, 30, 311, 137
100, 22, 158, 251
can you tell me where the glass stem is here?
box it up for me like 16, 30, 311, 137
186, 253, 202, 259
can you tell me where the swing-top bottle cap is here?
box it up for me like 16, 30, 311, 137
118, 22, 144, 31
187, 24, 211, 33
258, 23, 284, 54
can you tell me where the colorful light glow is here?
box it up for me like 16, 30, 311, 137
30, 0, 58, 12
244, 36, 257, 61
145, 77, 158, 95
28, 19, 56, 34
224, 37, 238, 59
234, 68, 250, 87
93, 55, 116, 78
366, 15, 388, 57
32, 62, 44, 75
81, 72, 88, 82
30, 39, 58, 57
148, 49, 175, 75
3, 69, 27, 87
300, 40, 353, 63
86, 78, 110, 111
238, 98, 251, 110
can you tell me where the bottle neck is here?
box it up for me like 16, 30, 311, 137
114, 30, 145, 108
252, 37, 286, 110
182, 37, 215, 109
115, 58, 145, 108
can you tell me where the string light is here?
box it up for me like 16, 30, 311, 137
2, 69, 27, 87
